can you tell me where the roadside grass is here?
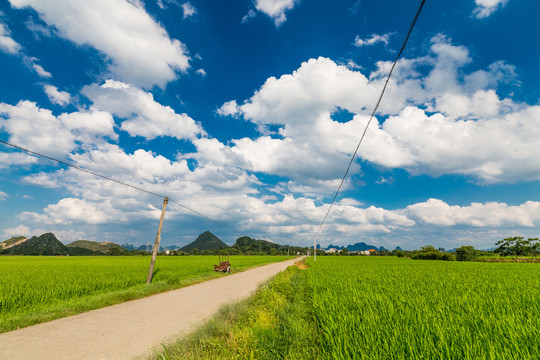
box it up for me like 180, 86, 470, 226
0, 255, 293, 333
152, 259, 318, 360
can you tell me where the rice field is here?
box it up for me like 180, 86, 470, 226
306, 257, 540, 359
0, 255, 290, 332
157, 256, 540, 359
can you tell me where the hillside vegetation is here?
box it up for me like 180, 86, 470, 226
180, 231, 228, 251
0, 236, 28, 249
67, 240, 126, 254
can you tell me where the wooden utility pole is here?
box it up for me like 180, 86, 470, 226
146, 196, 168, 284
314, 237, 317, 262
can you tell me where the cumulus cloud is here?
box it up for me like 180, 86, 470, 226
0, 100, 117, 157
83, 80, 203, 140
354, 32, 393, 47
43, 85, 71, 106
404, 199, 540, 228
213, 35, 537, 184
195, 68, 207, 77
253, 0, 299, 27
2, 224, 31, 238
0, 151, 38, 169
22, 198, 114, 225
0, 190, 8, 201
0, 22, 22, 54
216, 100, 240, 117
473, 0, 508, 19
10, 0, 190, 88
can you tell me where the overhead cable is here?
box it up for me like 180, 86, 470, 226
312, 0, 426, 247
0, 139, 238, 233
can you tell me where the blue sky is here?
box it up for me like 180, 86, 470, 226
1, 0, 539, 250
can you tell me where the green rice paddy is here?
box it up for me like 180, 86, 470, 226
0, 255, 290, 333
158, 256, 540, 359
308, 257, 540, 359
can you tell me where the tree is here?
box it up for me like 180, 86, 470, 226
529, 238, 539, 260
455, 245, 478, 261
340, 248, 349, 256
495, 237, 530, 258
420, 245, 438, 253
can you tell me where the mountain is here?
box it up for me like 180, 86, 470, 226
5, 233, 67, 255
1, 236, 28, 249
180, 231, 228, 251
67, 240, 126, 254
325, 242, 388, 252
326, 244, 345, 250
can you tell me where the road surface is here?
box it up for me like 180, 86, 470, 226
0, 257, 303, 360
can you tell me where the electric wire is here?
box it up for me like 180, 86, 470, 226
0, 138, 239, 233
312, 0, 426, 245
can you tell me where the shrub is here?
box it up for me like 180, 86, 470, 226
455, 246, 479, 261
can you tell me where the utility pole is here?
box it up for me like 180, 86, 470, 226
146, 196, 168, 284
314, 237, 317, 262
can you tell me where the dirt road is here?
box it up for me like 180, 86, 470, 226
0, 257, 303, 360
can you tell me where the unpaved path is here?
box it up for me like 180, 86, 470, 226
0, 257, 303, 360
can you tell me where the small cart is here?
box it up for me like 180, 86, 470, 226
214, 255, 231, 273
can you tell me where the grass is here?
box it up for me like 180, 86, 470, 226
154, 256, 540, 360
0, 255, 292, 333
152, 259, 317, 360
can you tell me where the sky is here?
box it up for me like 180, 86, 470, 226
1, 0, 539, 250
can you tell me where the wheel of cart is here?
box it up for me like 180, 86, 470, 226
214, 255, 231, 273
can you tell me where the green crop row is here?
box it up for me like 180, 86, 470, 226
157, 256, 540, 359
0, 255, 291, 333
307, 257, 540, 359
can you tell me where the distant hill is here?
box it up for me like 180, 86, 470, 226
1, 233, 97, 255
1, 236, 28, 249
325, 242, 388, 252
4, 233, 67, 255
67, 240, 126, 254
180, 231, 228, 251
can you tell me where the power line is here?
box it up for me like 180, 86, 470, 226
0, 138, 238, 233
312, 0, 426, 256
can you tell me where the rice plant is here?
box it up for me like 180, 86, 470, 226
306, 257, 540, 359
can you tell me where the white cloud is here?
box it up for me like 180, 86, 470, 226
254, 0, 299, 27
2, 224, 31, 238
196, 68, 207, 77
31, 62, 51, 78
69, 144, 190, 182
0, 22, 22, 54
24, 17, 52, 38
0, 190, 8, 201
213, 35, 538, 184
10, 0, 190, 88
242, 9, 257, 24
22, 198, 112, 225
0, 151, 38, 169
216, 100, 239, 117
0, 100, 118, 158
404, 199, 540, 228
182, 2, 196, 19
473, 0, 508, 19
354, 32, 393, 47
43, 84, 71, 106
0, 101, 76, 157
83, 80, 203, 140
